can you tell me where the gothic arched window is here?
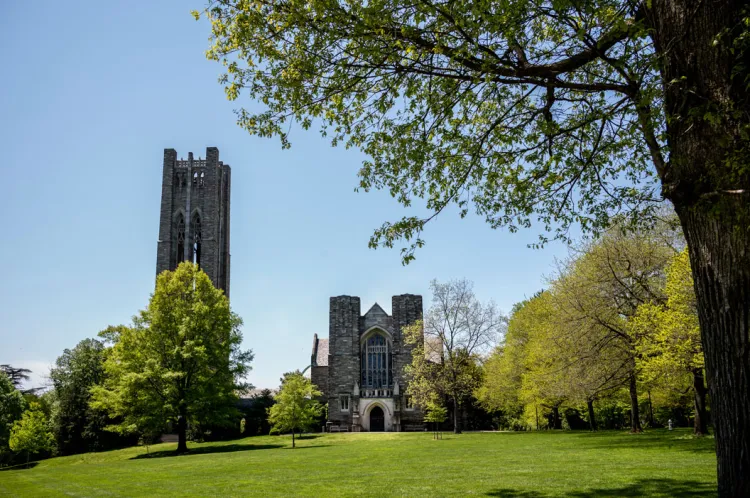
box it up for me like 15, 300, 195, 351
176, 214, 185, 265
193, 171, 198, 185
192, 213, 202, 269
199, 171, 205, 187
361, 334, 392, 389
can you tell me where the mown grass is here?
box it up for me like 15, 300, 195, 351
0, 429, 716, 497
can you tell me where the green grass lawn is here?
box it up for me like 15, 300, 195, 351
0, 429, 716, 497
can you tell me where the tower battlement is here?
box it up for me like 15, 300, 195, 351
156, 147, 231, 297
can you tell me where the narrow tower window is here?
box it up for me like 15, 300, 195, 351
199, 171, 205, 187
176, 214, 185, 266
193, 171, 198, 185
361, 334, 390, 389
192, 213, 202, 269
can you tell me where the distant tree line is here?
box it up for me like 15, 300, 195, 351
475, 218, 707, 434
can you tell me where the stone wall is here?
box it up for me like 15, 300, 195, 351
155, 147, 231, 297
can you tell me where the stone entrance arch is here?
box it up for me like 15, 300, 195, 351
370, 406, 385, 432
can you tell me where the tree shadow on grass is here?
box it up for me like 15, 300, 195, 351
572, 430, 716, 454
0, 462, 39, 471
130, 443, 283, 459
486, 478, 716, 497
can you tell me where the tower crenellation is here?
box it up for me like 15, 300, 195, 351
156, 147, 231, 297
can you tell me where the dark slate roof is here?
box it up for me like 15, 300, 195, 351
313, 337, 329, 367
364, 302, 388, 317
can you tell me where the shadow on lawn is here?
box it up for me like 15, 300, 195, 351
0, 462, 39, 471
572, 430, 716, 454
485, 478, 716, 497
130, 443, 283, 459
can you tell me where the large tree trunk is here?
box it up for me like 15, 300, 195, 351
650, 1, 750, 494
551, 405, 562, 430
453, 398, 461, 434
692, 368, 709, 436
628, 373, 642, 433
679, 206, 750, 495
587, 399, 597, 431
176, 412, 188, 453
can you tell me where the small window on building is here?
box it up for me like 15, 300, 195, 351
193, 171, 198, 185
405, 396, 414, 410
339, 395, 349, 412
199, 171, 205, 187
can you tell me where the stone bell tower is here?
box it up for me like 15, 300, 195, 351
155, 147, 231, 297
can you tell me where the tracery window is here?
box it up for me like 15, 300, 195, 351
361, 334, 392, 389
339, 395, 349, 411
192, 213, 202, 269
176, 214, 185, 265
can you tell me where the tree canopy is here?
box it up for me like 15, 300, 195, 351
91, 262, 253, 453
9, 403, 54, 464
197, 1, 750, 493
0, 372, 26, 465
267, 372, 322, 448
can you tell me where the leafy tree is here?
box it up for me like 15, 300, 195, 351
91, 262, 253, 453
199, 2, 750, 492
0, 365, 31, 390
50, 338, 131, 455
268, 373, 322, 448
632, 249, 708, 435
552, 228, 674, 432
9, 403, 54, 465
0, 373, 26, 465
424, 401, 447, 439
242, 389, 276, 436
0, 365, 41, 395
404, 279, 502, 433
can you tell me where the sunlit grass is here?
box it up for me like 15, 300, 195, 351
0, 429, 716, 497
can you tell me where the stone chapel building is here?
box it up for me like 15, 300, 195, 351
310, 295, 425, 432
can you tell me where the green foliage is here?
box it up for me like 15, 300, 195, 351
198, 0, 663, 261
632, 249, 703, 387
267, 373, 322, 447
0, 365, 32, 391
241, 389, 276, 436
423, 401, 447, 424
477, 222, 694, 431
50, 338, 128, 455
0, 372, 26, 464
9, 402, 55, 459
91, 262, 253, 449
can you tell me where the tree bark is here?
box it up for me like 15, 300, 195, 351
176, 411, 188, 453
587, 399, 597, 431
648, 391, 655, 427
649, 1, 750, 493
692, 368, 709, 436
551, 405, 562, 430
453, 398, 461, 434
628, 373, 642, 433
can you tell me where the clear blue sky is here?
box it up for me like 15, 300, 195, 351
0, 1, 571, 389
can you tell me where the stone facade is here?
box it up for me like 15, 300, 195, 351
156, 147, 231, 297
310, 294, 425, 432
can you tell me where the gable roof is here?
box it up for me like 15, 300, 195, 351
312, 336, 329, 367
364, 302, 388, 317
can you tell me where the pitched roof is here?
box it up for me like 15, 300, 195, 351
313, 337, 329, 367
364, 302, 388, 317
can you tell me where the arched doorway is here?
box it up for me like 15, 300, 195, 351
370, 406, 385, 432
